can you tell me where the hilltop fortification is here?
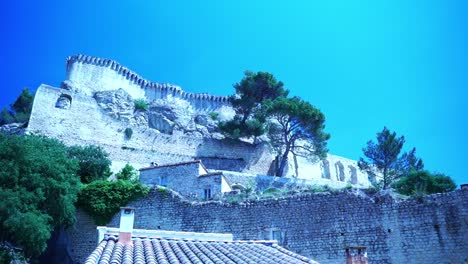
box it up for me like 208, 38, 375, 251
27, 55, 371, 187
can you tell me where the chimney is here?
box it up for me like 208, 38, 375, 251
119, 207, 135, 244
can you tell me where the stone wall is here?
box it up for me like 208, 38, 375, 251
27, 55, 373, 187
27, 85, 372, 187
27, 84, 272, 174
65, 54, 230, 111
69, 189, 468, 264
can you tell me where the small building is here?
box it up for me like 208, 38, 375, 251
139, 160, 231, 199
85, 207, 319, 264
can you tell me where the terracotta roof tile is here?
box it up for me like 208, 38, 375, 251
85, 236, 317, 264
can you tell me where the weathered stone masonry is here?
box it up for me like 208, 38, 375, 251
27, 54, 373, 186
69, 189, 468, 264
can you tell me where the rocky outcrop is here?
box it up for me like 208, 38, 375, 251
0, 122, 27, 135
93, 89, 221, 138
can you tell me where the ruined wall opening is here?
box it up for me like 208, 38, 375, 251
321, 159, 331, 179
55, 94, 72, 109
335, 161, 345, 181
349, 165, 358, 184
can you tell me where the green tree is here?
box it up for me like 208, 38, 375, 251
266, 96, 330, 177
0, 107, 14, 125
392, 170, 456, 196
0, 133, 80, 259
67, 145, 112, 184
115, 163, 138, 181
219, 71, 288, 139
358, 127, 424, 189
77, 180, 149, 225
0, 88, 35, 125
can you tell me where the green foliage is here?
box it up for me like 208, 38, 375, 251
220, 71, 288, 139
115, 164, 138, 181
358, 127, 424, 189
263, 187, 282, 194
0, 134, 80, 258
0, 88, 35, 125
68, 145, 112, 184
124, 127, 133, 139
219, 116, 265, 139
0, 107, 14, 125
344, 183, 353, 191
0, 247, 13, 264
261, 187, 283, 198
392, 170, 456, 196
156, 186, 169, 195
209, 112, 219, 120
307, 185, 332, 193
266, 96, 330, 176
78, 180, 149, 225
224, 195, 243, 204
134, 99, 148, 111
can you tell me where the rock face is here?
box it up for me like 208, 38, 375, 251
93, 88, 222, 138
26, 55, 373, 188
0, 122, 27, 135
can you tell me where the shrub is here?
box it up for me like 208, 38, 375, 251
124, 127, 133, 139
225, 195, 242, 204
68, 145, 112, 184
344, 183, 353, 191
209, 112, 219, 120
392, 170, 456, 196
115, 164, 138, 181
78, 180, 149, 225
156, 186, 169, 195
134, 99, 148, 111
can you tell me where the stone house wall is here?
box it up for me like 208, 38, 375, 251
139, 161, 227, 199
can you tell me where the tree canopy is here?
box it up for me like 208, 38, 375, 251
0, 133, 80, 258
115, 163, 138, 181
392, 170, 456, 196
358, 127, 424, 189
0, 88, 35, 125
219, 71, 288, 139
218, 71, 329, 176
67, 145, 112, 184
266, 97, 330, 176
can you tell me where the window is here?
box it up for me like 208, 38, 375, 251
265, 228, 285, 245
204, 188, 212, 200
272, 230, 283, 243
159, 176, 167, 187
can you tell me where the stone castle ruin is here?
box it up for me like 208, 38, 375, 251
27, 54, 371, 188
18, 55, 467, 263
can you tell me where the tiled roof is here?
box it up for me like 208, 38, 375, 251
85, 236, 317, 264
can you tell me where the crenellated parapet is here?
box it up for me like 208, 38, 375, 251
65, 54, 230, 111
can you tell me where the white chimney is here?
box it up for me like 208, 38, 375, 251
119, 207, 135, 244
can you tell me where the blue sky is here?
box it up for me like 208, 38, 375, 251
1, 1, 467, 185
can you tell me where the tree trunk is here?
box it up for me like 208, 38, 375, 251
276, 145, 291, 177
383, 167, 389, 189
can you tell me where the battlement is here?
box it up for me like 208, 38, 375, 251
65, 54, 230, 111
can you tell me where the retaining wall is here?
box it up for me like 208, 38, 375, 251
69, 189, 468, 264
